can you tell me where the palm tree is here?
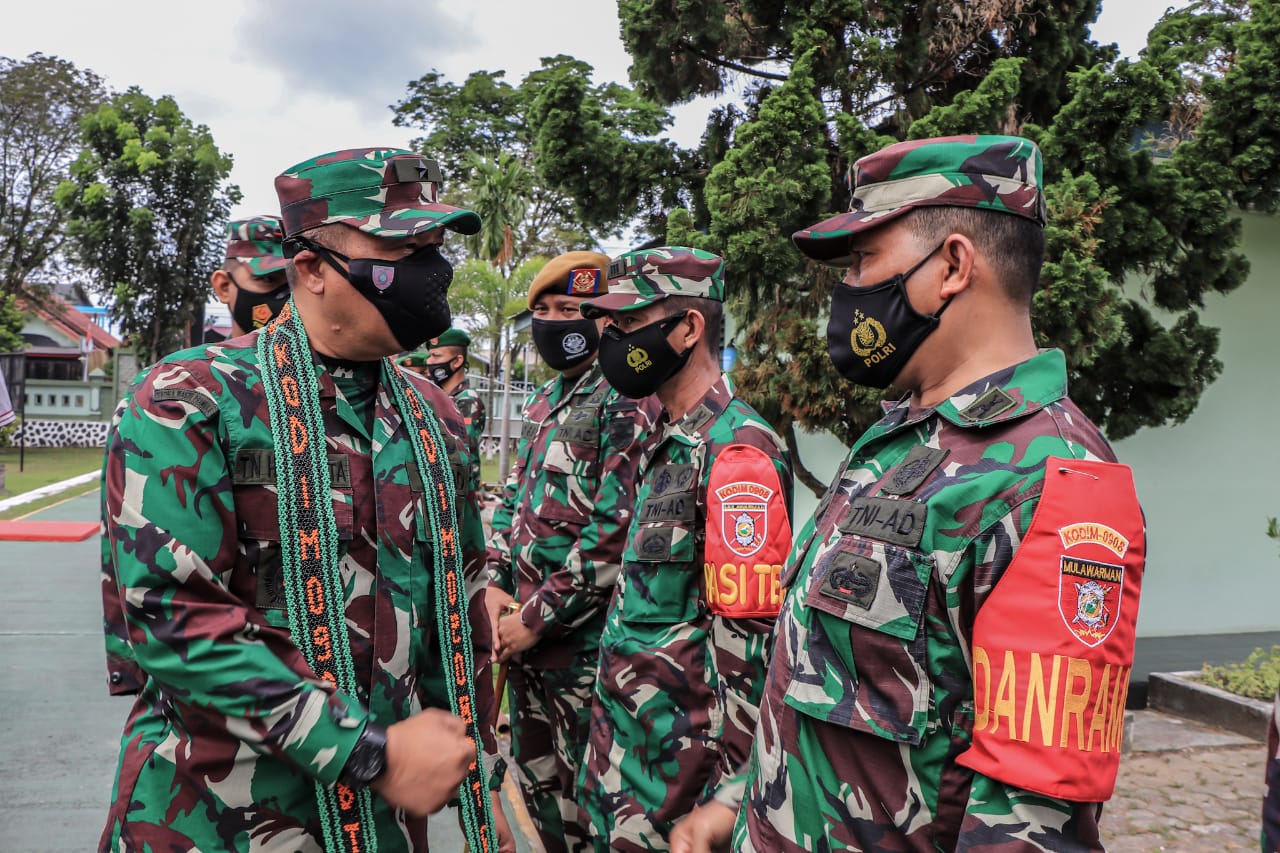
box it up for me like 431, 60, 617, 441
463, 152, 530, 278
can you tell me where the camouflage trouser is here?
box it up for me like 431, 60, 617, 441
509, 660, 596, 853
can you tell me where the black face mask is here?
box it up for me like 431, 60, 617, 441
427, 360, 460, 386
285, 236, 454, 351
531, 317, 599, 371
230, 278, 289, 333
826, 243, 949, 388
598, 311, 692, 399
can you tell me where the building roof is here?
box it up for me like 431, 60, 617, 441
18, 290, 120, 351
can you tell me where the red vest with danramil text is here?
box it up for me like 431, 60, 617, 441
956, 457, 1145, 802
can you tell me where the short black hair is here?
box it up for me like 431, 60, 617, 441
660, 295, 723, 354
904, 206, 1046, 305
284, 224, 350, 287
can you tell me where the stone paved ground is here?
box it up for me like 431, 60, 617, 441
1107, 744, 1266, 852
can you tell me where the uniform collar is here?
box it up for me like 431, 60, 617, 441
663, 372, 734, 444
865, 350, 1068, 443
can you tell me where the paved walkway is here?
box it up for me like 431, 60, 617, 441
1, 486, 1270, 851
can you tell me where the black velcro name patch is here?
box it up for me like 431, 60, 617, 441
153, 387, 218, 417
838, 496, 927, 548
234, 450, 351, 487
820, 551, 882, 610
556, 424, 599, 446
638, 491, 696, 523
957, 387, 1017, 422
882, 446, 949, 496
634, 526, 674, 562
521, 420, 541, 441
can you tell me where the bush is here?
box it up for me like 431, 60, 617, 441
1199, 646, 1280, 701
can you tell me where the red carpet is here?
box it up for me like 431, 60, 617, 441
0, 521, 99, 541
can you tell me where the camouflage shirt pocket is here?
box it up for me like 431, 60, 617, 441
620, 524, 700, 624
784, 535, 935, 746
231, 486, 290, 627
535, 433, 601, 526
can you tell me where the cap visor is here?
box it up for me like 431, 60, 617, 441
241, 255, 290, 277
792, 207, 910, 266
365, 205, 483, 239
580, 292, 663, 319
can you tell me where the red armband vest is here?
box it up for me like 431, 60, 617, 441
703, 444, 792, 618
956, 458, 1145, 802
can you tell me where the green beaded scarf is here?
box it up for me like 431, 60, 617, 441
258, 302, 494, 853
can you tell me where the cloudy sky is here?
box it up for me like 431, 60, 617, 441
3, 0, 1178, 224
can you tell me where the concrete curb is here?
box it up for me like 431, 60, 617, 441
0, 471, 98, 513
1147, 670, 1271, 741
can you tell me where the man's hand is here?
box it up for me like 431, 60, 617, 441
670, 801, 737, 853
496, 610, 539, 662
370, 709, 472, 817
482, 586, 514, 662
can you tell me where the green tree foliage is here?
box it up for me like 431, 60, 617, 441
601, 0, 1279, 493
0, 53, 106, 295
55, 88, 238, 365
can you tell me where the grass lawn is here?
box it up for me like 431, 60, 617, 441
0, 445, 104, 496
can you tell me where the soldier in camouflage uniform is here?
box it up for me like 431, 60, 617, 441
99, 148, 513, 853
101, 215, 292, 696
1265, 693, 1280, 852
210, 214, 292, 336
576, 247, 794, 852
716, 136, 1148, 852
425, 327, 487, 499
484, 251, 663, 853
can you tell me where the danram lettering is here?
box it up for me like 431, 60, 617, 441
972, 646, 1130, 753
703, 561, 784, 609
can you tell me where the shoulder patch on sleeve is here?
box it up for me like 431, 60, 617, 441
152, 386, 218, 417
957, 458, 1145, 802
703, 443, 793, 619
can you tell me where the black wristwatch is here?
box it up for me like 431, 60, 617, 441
339, 723, 388, 787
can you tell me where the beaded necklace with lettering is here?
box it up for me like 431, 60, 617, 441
258, 302, 493, 853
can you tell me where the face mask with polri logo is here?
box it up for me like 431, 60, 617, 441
826, 243, 948, 388
531, 317, 599, 371
597, 311, 692, 399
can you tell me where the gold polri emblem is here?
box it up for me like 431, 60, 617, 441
850, 308, 897, 366
849, 309, 887, 357
626, 345, 652, 372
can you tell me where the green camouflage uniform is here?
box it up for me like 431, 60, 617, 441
487, 362, 662, 852
576, 373, 792, 851
738, 136, 1144, 851
100, 341, 490, 851
101, 148, 493, 852
452, 377, 486, 496
734, 352, 1132, 851
575, 244, 793, 853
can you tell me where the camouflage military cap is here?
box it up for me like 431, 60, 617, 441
274, 148, 481, 239
225, 215, 288, 277
427, 327, 471, 350
580, 247, 724, 318
526, 251, 611, 310
793, 135, 1048, 266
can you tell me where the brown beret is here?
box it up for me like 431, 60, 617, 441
526, 251, 612, 310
